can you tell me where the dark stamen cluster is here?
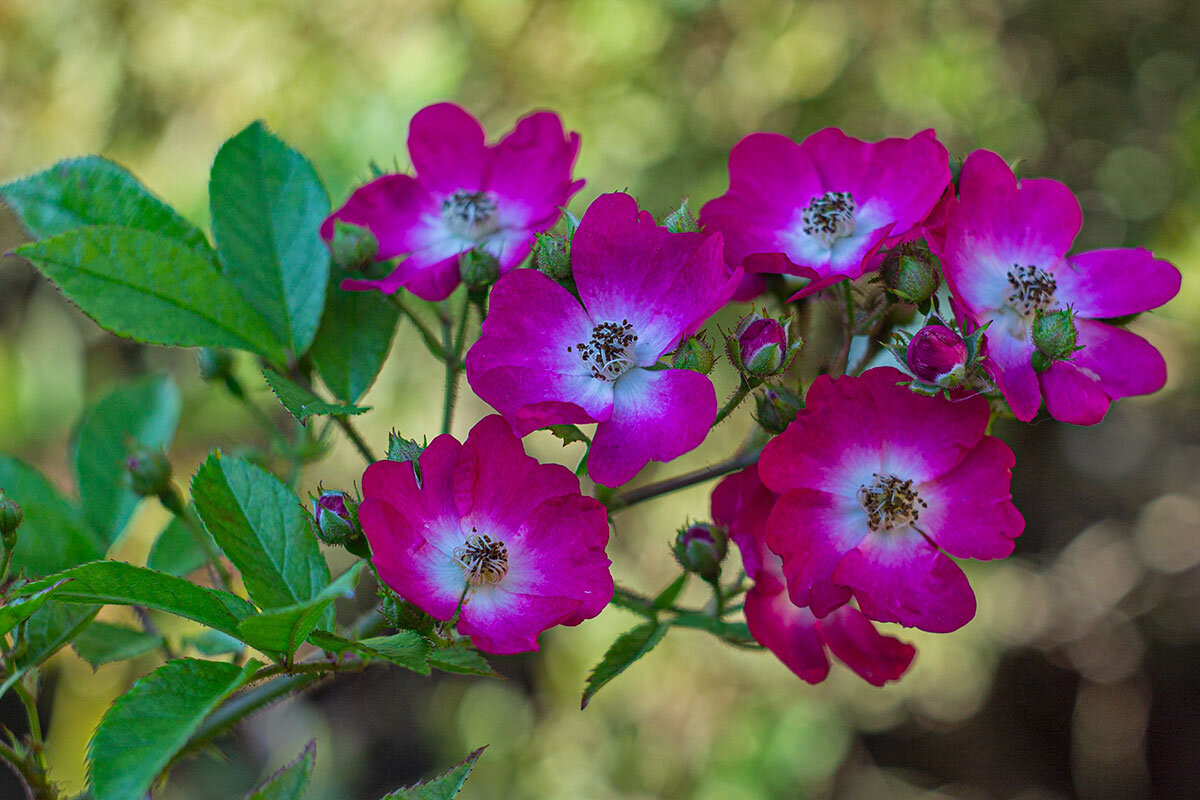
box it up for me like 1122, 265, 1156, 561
442, 189, 500, 239
1006, 264, 1057, 315
858, 473, 927, 532
571, 319, 638, 381
802, 190, 856, 243
453, 531, 509, 585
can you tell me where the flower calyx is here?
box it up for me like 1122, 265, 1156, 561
309, 488, 367, 555
671, 333, 716, 375
330, 220, 381, 272
0, 489, 22, 550
879, 238, 941, 310
753, 384, 805, 434
126, 447, 173, 499
1031, 308, 1082, 372
662, 197, 700, 234
672, 522, 728, 583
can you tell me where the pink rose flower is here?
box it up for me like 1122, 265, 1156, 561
758, 367, 1024, 633
466, 192, 742, 487
712, 466, 915, 685
942, 150, 1181, 424
358, 415, 612, 654
321, 103, 583, 301
700, 128, 951, 298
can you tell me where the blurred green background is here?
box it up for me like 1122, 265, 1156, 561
1, 0, 1199, 797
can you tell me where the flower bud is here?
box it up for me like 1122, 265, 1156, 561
459, 249, 500, 291
672, 335, 715, 375
881, 241, 941, 305
728, 313, 800, 379
672, 522, 727, 582
753, 384, 804, 434
534, 232, 572, 282
310, 490, 362, 548
0, 489, 22, 550
663, 198, 700, 233
387, 431, 425, 464
126, 448, 173, 498
196, 349, 234, 383
1031, 308, 1079, 371
331, 220, 379, 271
906, 325, 968, 388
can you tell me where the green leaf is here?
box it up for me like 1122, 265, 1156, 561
307, 629, 432, 674
246, 740, 315, 800
669, 612, 757, 647
74, 374, 182, 549
653, 573, 689, 610
191, 453, 330, 610
0, 455, 104, 576
261, 369, 369, 424
429, 645, 500, 678
581, 622, 668, 709
542, 424, 591, 447
182, 629, 245, 657
146, 509, 217, 577
13, 561, 257, 638
0, 155, 211, 255
382, 747, 485, 800
310, 277, 399, 403
72, 621, 164, 668
234, 563, 362, 655
0, 578, 69, 636
14, 226, 287, 363
88, 658, 259, 800
1, 603, 99, 698
210, 121, 331, 356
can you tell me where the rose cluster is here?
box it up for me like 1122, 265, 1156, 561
328, 103, 1179, 685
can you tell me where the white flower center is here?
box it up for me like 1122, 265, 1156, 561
453, 532, 509, 586
802, 191, 857, 248
858, 473, 927, 532
570, 320, 638, 382
442, 190, 501, 240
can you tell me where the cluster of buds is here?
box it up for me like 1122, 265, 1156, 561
887, 320, 988, 397
725, 311, 802, 380
672, 522, 727, 583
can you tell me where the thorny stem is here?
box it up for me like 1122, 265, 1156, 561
158, 487, 233, 592
13, 680, 42, 753
712, 379, 756, 428
830, 280, 855, 376
606, 447, 762, 513
440, 293, 471, 436
333, 415, 378, 465
389, 294, 464, 368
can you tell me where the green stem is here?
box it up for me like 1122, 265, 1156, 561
830, 280, 855, 375
13, 680, 42, 749
333, 415, 377, 464
158, 488, 233, 592
440, 294, 471, 436
389, 294, 463, 367
712, 379, 755, 428
0, 740, 55, 800
606, 447, 762, 513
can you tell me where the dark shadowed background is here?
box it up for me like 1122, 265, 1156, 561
1, 0, 1199, 798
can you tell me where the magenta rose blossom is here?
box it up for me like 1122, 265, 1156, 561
712, 466, 915, 685
700, 128, 951, 298
466, 192, 742, 487
758, 366, 1024, 633
321, 103, 583, 301
358, 415, 613, 654
942, 150, 1181, 424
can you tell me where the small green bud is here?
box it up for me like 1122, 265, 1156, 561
753, 385, 804, 434
126, 448, 173, 498
672, 522, 727, 582
459, 248, 501, 290
671, 335, 715, 374
1032, 308, 1080, 370
386, 431, 425, 464
881, 240, 941, 305
310, 490, 363, 548
0, 489, 22, 549
331, 221, 380, 271
663, 198, 700, 233
196, 349, 234, 383
534, 232, 572, 282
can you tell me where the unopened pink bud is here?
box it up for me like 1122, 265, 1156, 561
906, 325, 968, 387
